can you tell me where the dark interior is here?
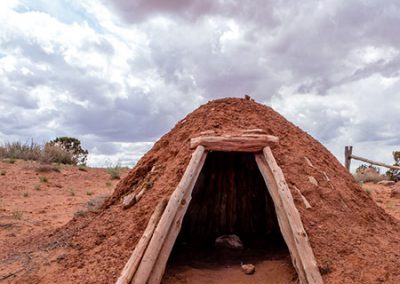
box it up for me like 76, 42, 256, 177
168, 151, 289, 266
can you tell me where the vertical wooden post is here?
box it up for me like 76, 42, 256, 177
345, 146, 353, 172
131, 146, 207, 284
256, 148, 324, 284
115, 199, 168, 284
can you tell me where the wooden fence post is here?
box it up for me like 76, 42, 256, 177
345, 146, 353, 171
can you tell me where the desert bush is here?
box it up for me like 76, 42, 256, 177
107, 165, 121, 180
78, 165, 88, 172
0, 141, 41, 161
69, 187, 76, 196
0, 138, 88, 165
73, 195, 108, 218
74, 209, 87, 218
12, 210, 23, 220
35, 164, 60, 173
46, 137, 88, 165
320, 260, 333, 275
386, 151, 400, 181
354, 165, 385, 183
3, 158, 16, 164
41, 144, 75, 165
39, 176, 48, 183
86, 195, 108, 212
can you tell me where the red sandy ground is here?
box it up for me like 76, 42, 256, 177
362, 182, 400, 221
163, 260, 297, 284
1, 98, 400, 283
1, 164, 399, 283
0, 160, 127, 282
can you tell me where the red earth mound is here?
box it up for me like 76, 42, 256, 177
4, 98, 400, 283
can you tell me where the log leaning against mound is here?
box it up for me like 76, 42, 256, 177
116, 129, 323, 284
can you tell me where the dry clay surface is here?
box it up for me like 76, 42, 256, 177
0, 160, 127, 282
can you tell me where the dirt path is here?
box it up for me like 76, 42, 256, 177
163, 259, 296, 284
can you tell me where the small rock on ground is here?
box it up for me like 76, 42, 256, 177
241, 263, 256, 275
215, 234, 243, 250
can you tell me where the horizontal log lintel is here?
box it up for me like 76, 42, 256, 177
190, 134, 279, 152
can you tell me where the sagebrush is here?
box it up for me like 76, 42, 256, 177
0, 138, 88, 165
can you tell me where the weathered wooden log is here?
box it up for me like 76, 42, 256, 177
255, 148, 323, 284
344, 146, 353, 171
131, 145, 207, 284
147, 153, 207, 284
350, 154, 400, 170
115, 199, 168, 284
190, 134, 279, 152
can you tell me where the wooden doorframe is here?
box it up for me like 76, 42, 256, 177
117, 133, 323, 284
255, 147, 323, 284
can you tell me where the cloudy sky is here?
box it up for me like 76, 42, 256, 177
0, 0, 399, 170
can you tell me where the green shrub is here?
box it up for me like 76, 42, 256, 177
387, 151, 400, 181
74, 209, 87, 218
107, 166, 121, 180
86, 195, 108, 212
46, 137, 88, 165
0, 138, 88, 165
34, 184, 41, 191
3, 158, 16, 164
41, 144, 75, 165
39, 176, 48, 183
78, 165, 88, 172
0, 170, 5, 176
35, 164, 60, 173
354, 165, 385, 183
12, 210, 23, 220
69, 187, 76, 196
0, 141, 41, 161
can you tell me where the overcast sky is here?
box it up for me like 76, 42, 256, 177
0, 0, 399, 170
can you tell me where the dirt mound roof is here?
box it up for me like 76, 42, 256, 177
39, 98, 400, 283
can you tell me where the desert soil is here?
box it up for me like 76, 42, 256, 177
0, 160, 127, 282
362, 182, 400, 220
163, 260, 296, 284
1, 162, 400, 283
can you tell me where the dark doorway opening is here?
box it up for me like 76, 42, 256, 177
163, 152, 294, 283
180, 151, 284, 249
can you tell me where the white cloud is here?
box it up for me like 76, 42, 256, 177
0, 0, 400, 169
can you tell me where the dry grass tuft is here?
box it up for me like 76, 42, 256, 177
0, 141, 76, 165
354, 166, 385, 183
